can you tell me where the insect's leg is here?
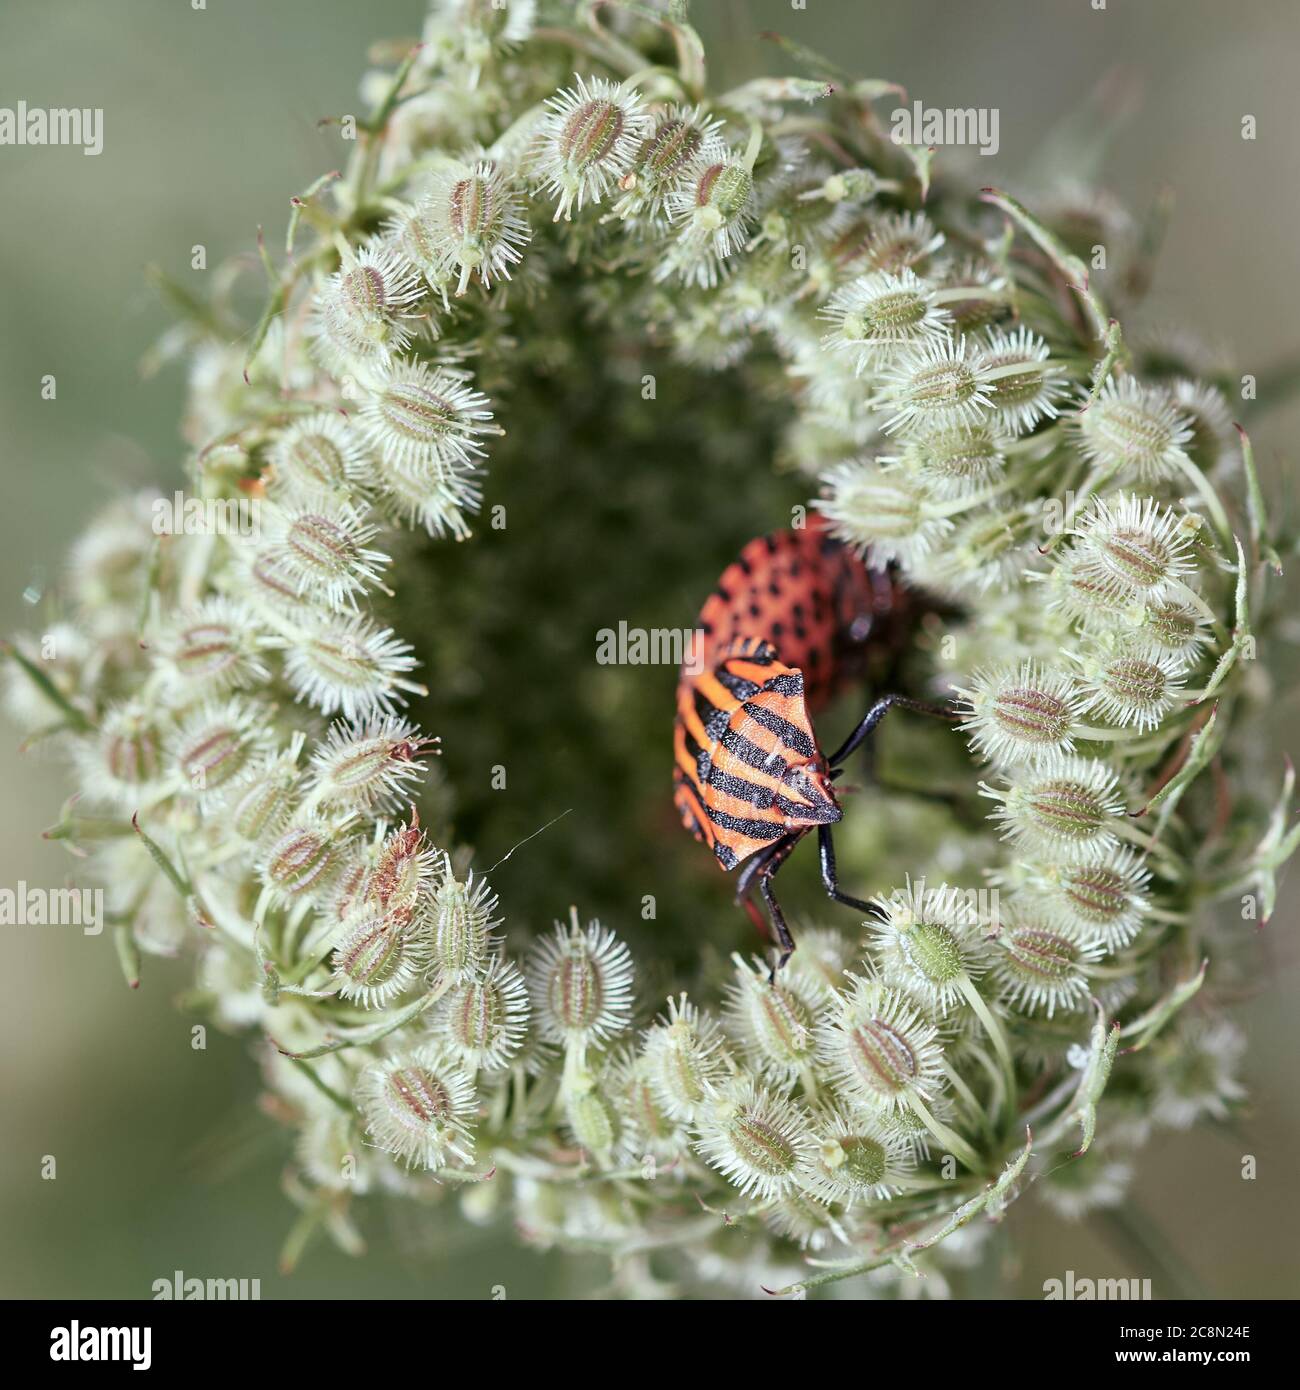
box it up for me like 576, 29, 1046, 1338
734, 843, 771, 903
735, 842, 778, 931
817, 824, 875, 914
827, 694, 960, 769
735, 836, 799, 975
757, 864, 797, 979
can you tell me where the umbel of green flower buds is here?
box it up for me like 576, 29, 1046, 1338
5, 0, 1289, 1299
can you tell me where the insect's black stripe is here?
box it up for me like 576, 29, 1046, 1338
688, 710, 790, 790
705, 765, 777, 810
716, 668, 762, 700
741, 701, 816, 758
720, 724, 794, 776
704, 804, 788, 841
725, 638, 776, 664
693, 687, 734, 743
681, 733, 722, 789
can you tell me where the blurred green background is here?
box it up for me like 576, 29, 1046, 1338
2, 0, 1298, 1299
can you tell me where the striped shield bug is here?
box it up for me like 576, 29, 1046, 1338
673, 520, 957, 971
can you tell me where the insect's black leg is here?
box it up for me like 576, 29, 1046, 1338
734, 840, 776, 906
758, 865, 797, 979
827, 694, 960, 769
735, 834, 800, 976
817, 824, 875, 914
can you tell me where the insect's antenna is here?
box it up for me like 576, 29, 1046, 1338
485, 808, 573, 874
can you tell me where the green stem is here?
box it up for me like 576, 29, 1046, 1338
907, 1093, 982, 1172
958, 975, 1017, 1125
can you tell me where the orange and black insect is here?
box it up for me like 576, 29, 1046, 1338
673, 519, 955, 970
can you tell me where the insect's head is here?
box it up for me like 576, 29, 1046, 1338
778, 759, 842, 829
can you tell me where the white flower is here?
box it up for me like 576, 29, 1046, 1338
1065, 491, 1198, 600
80, 701, 170, 807
981, 755, 1128, 863
975, 326, 1066, 434
818, 457, 951, 565
956, 661, 1082, 769
1075, 377, 1194, 481
360, 358, 496, 476
332, 911, 423, 1008
262, 496, 391, 611
308, 714, 436, 814
392, 158, 530, 296
989, 902, 1102, 1018
526, 909, 635, 1049
280, 611, 422, 721
819, 269, 951, 373
866, 881, 989, 1013
641, 994, 731, 1120
266, 412, 374, 501
1011, 848, 1152, 950
153, 597, 270, 696
852, 209, 944, 273
661, 138, 757, 287
428, 867, 501, 984
693, 1080, 815, 1200
532, 74, 652, 221
356, 1044, 476, 1171
874, 334, 995, 433
433, 955, 530, 1071
312, 243, 424, 369
172, 697, 277, 807
723, 954, 818, 1087
805, 1107, 916, 1205
897, 420, 1008, 499
1070, 647, 1188, 732
258, 815, 350, 905
612, 104, 723, 221
816, 974, 947, 1112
